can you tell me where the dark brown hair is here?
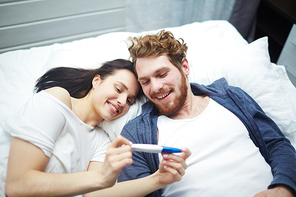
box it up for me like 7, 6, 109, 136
35, 59, 143, 100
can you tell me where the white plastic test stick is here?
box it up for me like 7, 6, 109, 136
131, 144, 182, 154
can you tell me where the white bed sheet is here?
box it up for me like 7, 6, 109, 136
0, 20, 295, 148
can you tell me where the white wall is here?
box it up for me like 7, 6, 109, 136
0, 0, 126, 53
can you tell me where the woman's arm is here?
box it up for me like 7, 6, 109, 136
84, 148, 191, 197
5, 136, 133, 197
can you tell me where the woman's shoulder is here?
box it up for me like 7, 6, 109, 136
44, 87, 72, 110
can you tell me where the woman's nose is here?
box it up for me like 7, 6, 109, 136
117, 94, 127, 106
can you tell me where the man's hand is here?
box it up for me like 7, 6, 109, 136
254, 186, 295, 197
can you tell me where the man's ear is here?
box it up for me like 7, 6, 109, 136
92, 74, 101, 89
181, 58, 190, 76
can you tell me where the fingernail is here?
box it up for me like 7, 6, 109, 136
163, 154, 168, 158
129, 141, 133, 145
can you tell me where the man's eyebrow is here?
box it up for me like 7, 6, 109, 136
138, 76, 146, 81
155, 67, 168, 74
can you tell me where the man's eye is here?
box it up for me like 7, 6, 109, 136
159, 72, 167, 77
141, 80, 149, 85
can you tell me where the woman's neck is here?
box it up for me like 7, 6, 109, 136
71, 95, 103, 127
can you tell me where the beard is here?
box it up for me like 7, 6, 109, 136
149, 73, 188, 117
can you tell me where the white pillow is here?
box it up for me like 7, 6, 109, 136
188, 37, 296, 147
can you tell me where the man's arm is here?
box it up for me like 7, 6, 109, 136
254, 185, 295, 197
230, 87, 296, 196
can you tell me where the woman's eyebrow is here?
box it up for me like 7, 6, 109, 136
117, 81, 128, 90
117, 81, 138, 99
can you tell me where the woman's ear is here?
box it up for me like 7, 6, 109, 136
92, 74, 101, 89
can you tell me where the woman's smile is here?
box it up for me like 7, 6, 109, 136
107, 101, 120, 115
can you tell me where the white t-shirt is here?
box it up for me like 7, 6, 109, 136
158, 99, 273, 197
0, 91, 110, 195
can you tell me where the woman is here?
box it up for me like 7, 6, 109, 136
1, 59, 190, 197
1, 59, 142, 196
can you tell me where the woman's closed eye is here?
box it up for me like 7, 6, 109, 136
127, 98, 135, 106
115, 85, 122, 93
115, 85, 135, 106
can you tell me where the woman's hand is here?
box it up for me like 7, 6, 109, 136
157, 147, 191, 186
99, 135, 133, 188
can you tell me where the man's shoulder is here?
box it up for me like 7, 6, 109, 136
121, 110, 156, 141
120, 115, 144, 142
124, 114, 145, 129
124, 101, 156, 129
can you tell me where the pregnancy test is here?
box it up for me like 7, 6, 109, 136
131, 144, 182, 154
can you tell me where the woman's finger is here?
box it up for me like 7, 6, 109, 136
162, 153, 187, 168
180, 147, 191, 160
162, 160, 186, 176
107, 149, 132, 164
107, 156, 133, 172
106, 144, 132, 156
162, 165, 183, 182
109, 135, 132, 148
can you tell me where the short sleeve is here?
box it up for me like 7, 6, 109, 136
2, 91, 66, 157
90, 128, 111, 163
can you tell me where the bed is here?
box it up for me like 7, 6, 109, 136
0, 20, 295, 151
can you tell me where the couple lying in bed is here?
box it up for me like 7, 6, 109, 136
1, 30, 296, 197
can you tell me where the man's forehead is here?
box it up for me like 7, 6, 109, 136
137, 56, 170, 69
137, 62, 169, 79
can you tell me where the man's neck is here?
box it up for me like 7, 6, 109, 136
167, 93, 210, 120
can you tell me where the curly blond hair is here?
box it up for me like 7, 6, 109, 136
127, 30, 188, 71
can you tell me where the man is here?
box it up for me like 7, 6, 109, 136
118, 30, 296, 197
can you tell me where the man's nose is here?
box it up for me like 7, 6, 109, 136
150, 78, 163, 93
